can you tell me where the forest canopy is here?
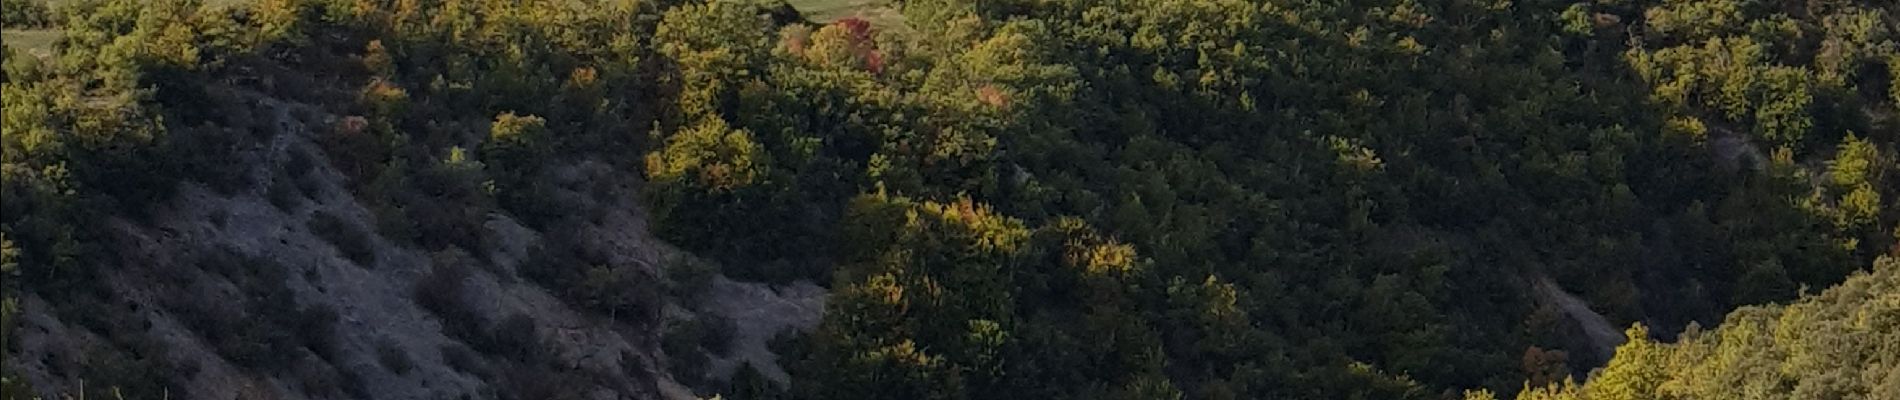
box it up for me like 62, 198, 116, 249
1, 0, 1896, 398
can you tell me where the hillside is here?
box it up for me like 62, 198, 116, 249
3, 0, 1898, 399
1496, 256, 1900, 400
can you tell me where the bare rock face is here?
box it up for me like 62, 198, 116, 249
697, 277, 826, 383
1530, 274, 1626, 364
1709, 126, 1767, 172
5, 89, 670, 400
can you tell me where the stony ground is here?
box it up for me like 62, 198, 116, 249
7, 89, 688, 400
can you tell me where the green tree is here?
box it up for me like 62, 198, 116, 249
645, 117, 764, 192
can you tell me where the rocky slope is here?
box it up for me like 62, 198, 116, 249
3, 86, 820, 400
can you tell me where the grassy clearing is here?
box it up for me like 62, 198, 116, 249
2, 29, 60, 58
781, 0, 881, 22
744, 0, 906, 31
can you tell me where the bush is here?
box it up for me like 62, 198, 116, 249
579, 263, 657, 319
489, 313, 540, 362
308, 210, 377, 267
79, 345, 175, 400
500, 366, 591, 400
371, 201, 419, 247
405, 195, 490, 253
1, 0, 49, 28
223, 308, 298, 371
415, 263, 486, 345
175, 127, 251, 195
377, 338, 414, 375
196, 244, 248, 279
292, 303, 341, 362
167, 248, 340, 374
665, 255, 719, 305
237, 283, 324, 372
339, 369, 369, 399
407, 159, 496, 253
169, 284, 242, 351
285, 149, 317, 178
295, 363, 344, 398
442, 343, 493, 380
318, 116, 390, 192
662, 318, 711, 387
700, 314, 736, 357
727, 362, 787, 400
269, 173, 303, 212
288, 150, 328, 199
296, 170, 327, 201
173, 247, 331, 372
415, 263, 469, 316
520, 229, 659, 321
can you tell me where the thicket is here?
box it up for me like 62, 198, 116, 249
0, 0, 51, 28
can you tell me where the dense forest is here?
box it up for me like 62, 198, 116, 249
0, 0, 1896, 398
